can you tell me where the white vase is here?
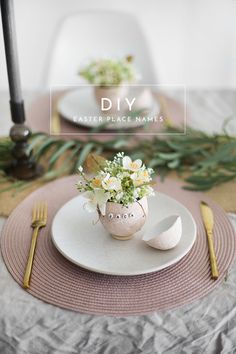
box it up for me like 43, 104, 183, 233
94, 86, 128, 114
99, 197, 148, 240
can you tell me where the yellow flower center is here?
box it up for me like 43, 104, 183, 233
92, 178, 101, 187
130, 162, 138, 169
135, 179, 143, 186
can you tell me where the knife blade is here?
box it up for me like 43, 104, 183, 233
200, 201, 219, 280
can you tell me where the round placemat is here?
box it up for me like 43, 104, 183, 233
1, 176, 236, 315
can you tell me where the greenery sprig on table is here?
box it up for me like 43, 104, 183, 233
0, 123, 235, 193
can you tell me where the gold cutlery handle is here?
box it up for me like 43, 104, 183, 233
23, 226, 40, 289
51, 111, 61, 134
206, 230, 219, 280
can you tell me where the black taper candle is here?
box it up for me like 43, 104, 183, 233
0, 0, 25, 123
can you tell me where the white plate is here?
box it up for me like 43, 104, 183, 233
57, 87, 160, 130
51, 193, 197, 276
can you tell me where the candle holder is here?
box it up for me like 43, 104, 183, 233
8, 125, 43, 180
6, 101, 43, 180
1, 0, 43, 180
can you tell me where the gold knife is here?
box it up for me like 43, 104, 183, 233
200, 201, 219, 280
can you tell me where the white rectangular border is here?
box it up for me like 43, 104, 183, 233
49, 84, 187, 136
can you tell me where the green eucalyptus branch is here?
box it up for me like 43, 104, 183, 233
0, 123, 235, 193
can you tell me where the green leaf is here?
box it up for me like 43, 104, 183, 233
48, 140, 76, 167
149, 158, 166, 168
112, 139, 129, 149
0, 181, 25, 194
199, 141, 236, 167
167, 159, 180, 169
185, 175, 214, 184
29, 133, 48, 150
183, 184, 212, 191
166, 140, 184, 151
157, 152, 182, 161
34, 137, 59, 159
76, 142, 94, 169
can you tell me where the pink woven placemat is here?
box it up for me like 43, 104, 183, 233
1, 176, 236, 316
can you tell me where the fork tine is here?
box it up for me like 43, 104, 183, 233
43, 202, 47, 222
36, 202, 40, 220
40, 202, 44, 221
32, 202, 47, 223
32, 204, 37, 222
37, 202, 41, 220
37, 203, 40, 220
39, 202, 44, 221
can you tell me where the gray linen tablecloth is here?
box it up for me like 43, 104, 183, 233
0, 90, 236, 354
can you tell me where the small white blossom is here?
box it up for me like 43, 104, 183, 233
83, 190, 110, 215
133, 189, 139, 199
115, 191, 124, 202
131, 170, 151, 186
117, 152, 124, 158
102, 176, 122, 191
123, 156, 142, 172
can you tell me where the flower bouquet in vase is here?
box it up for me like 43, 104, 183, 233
76, 153, 155, 240
79, 56, 138, 114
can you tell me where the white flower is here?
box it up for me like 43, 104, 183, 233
115, 191, 124, 202
147, 167, 154, 175
133, 189, 140, 199
117, 152, 124, 158
117, 171, 129, 179
83, 189, 110, 215
123, 156, 142, 171
78, 166, 83, 172
131, 170, 150, 186
102, 175, 122, 191
145, 185, 155, 197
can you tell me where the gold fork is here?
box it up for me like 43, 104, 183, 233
23, 202, 47, 289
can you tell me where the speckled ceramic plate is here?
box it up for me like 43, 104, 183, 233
51, 193, 196, 276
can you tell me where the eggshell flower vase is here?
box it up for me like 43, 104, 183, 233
94, 86, 128, 114
99, 197, 148, 240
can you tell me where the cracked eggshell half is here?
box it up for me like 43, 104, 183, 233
143, 215, 182, 250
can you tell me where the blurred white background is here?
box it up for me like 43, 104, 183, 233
0, 0, 236, 90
